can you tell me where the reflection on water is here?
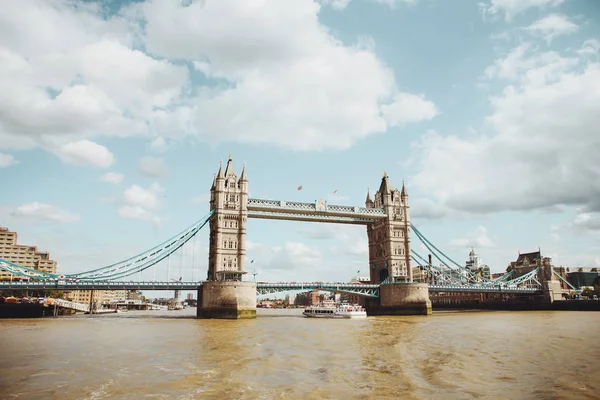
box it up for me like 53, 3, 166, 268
0, 309, 599, 399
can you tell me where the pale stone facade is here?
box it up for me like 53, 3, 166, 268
208, 156, 248, 281
0, 226, 57, 279
64, 289, 126, 306
365, 174, 412, 283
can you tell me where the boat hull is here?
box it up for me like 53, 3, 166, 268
303, 312, 367, 319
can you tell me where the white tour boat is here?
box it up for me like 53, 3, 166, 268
303, 301, 367, 319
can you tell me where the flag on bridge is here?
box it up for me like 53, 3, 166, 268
297, 185, 303, 190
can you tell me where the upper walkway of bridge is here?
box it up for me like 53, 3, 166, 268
247, 198, 386, 224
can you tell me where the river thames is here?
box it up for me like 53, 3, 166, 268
1, 309, 599, 399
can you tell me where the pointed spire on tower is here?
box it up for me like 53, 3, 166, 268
240, 162, 247, 181
217, 160, 224, 178
211, 173, 216, 189
379, 171, 392, 194
224, 154, 235, 176
365, 185, 372, 203
401, 179, 407, 197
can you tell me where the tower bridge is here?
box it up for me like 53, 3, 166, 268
0, 155, 569, 319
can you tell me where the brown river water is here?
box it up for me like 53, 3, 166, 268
0, 308, 599, 400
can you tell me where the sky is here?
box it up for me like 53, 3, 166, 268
1, 0, 599, 287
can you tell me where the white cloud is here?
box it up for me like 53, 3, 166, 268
0, 0, 188, 150
413, 45, 600, 214
381, 93, 439, 127
247, 240, 323, 281
320, 0, 417, 10
320, 0, 352, 10
0, 0, 436, 153
100, 172, 124, 184
139, 156, 166, 178
147, 136, 169, 153
55, 140, 115, 168
0, 153, 17, 167
569, 212, 600, 232
372, 0, 418, 8
524, 14, 578, 43
482, 44, 578, 82
118, 183, 163, 224
578, 39, 600, 56
410, 198, 449, 220
479, 0, 565, 21
11, 202, 80, 223
299, 224, 368, 257
448, 226, 495, 249
482, 44, 535, 80
137, 0, 436, 151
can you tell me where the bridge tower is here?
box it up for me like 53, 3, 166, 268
207, 156, 248, 282
365, 174, 431, 315
366, 173, 412, 284
198, 156, 256, 319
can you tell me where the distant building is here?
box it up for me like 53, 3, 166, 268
0, 226, 57, 279
566, 267, 600, 289
411, 266, 431, 283
510, 250, 546, 275
509, 249, 572, 290
65, 289, 126, 306
309, 290, 320, 305
187, 293, 195, 300
285, 292, 297, 305
465, 248, 491, 280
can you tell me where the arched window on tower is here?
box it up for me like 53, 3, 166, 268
228, 259, 232, 269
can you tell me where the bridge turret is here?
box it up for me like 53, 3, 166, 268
365, 186, 374, 208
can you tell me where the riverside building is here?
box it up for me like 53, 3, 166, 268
0, 226, 57, 279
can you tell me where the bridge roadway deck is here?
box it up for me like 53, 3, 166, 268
0, 281, 541, 294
